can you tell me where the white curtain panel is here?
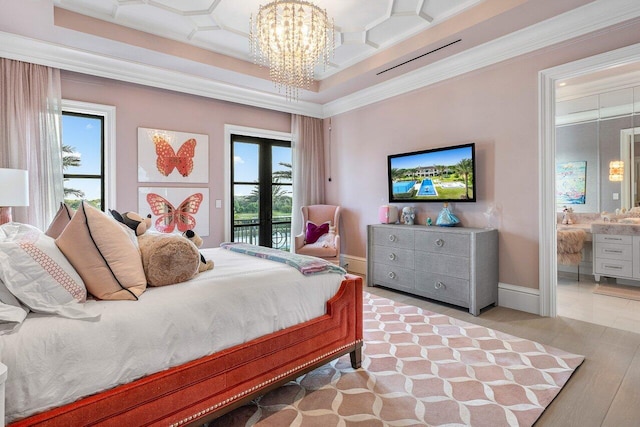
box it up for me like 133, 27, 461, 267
291, 114, 326, 247
0, 59, 64, 230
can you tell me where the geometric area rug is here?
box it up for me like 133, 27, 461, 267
210, 293, 585, 427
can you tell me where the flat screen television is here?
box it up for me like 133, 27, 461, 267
388, 142, 476, 203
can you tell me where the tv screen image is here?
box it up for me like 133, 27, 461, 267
388, 143, 476, 203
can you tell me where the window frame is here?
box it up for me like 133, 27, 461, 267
61, 99, 116, 210
224, 124, 292, 242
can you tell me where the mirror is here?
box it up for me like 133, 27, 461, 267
556, 76, 640, 214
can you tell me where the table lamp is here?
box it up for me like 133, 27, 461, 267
0, 168, 29, 224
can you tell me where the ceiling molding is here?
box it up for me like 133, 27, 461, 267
0, 31, 324, 118
322, 0, 640, 117
1, 0, 639, 119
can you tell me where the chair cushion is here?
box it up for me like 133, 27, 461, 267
296, 244, 338, 259
306, 221, 329, 244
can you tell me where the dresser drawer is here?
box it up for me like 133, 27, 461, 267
414, 230, 470, 257
414, 251, 469, 280
372, 245, 414, 269
595, 234, 632, 245
372, 264, 415, 292
371, 227, 414, 249
594, 258, 633, 278
595, 243, 632, 261
415, 273, 470, 307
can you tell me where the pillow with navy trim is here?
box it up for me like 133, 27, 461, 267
45, 202, 75, 238
56, 201, 147, 301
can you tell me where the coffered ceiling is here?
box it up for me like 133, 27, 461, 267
2, 0, 640, 117
52, 0, 483, 81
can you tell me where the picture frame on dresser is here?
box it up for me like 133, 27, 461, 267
366, 224, 498, 316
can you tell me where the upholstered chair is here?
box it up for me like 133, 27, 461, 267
557, 228, 586, 280
294, 205, 341, 265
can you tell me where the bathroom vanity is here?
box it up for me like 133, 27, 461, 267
591, 222, 640, 284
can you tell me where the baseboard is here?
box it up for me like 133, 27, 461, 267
341, 254, 366, 276
498, 282, 540, 315
348, 257, 541, 315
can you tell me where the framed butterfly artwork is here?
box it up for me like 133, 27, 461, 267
138, 187, 210, 236
137, 127, 209, 183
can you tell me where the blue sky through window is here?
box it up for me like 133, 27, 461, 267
62, 114, 102, 200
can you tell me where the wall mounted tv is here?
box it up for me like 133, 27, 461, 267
388, 142, 476, 203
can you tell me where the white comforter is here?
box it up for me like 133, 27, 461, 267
0, 248, 344, 423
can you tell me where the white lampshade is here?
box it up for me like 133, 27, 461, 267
0, 168, 29, 206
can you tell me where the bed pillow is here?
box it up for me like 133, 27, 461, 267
0, 279, 29, 335
45, 202, 75, 238
305, 221, 330, 244
0, 223, 97, 320
56, 201, 147, 301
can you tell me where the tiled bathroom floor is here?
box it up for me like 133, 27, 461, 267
557, 272, 640, 334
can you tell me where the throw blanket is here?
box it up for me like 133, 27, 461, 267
220, 242, 346, 276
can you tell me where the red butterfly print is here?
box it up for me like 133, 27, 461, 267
153, 135, 196, 177
146, 192, 203, 233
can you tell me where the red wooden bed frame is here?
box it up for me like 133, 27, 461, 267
9, 275, 363, 427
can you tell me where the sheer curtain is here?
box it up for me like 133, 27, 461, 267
291, 114, 325, 246
0, 58, 64, 230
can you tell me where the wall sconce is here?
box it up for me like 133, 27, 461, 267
0, 168, 29, 224
609, 161, 624, 182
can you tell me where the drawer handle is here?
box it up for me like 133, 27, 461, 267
603, 249, 623, 254
388, 234, 397, 242
388, 272, 396, 279
435, 238, 444, 247
603, 265, 623, 270
603, 237, 624, 241
434, 281, 446, 290
388, 253, 397, 261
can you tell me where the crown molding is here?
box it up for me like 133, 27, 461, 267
1, 0, 639, 119
322, 0, 640, 117
0, 31, 324, 118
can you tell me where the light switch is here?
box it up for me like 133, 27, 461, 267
613, 193, 619, 200
215, 199, 222, 208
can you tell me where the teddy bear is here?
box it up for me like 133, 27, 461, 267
183, 229, 214, 272
108, 210, 151, 236
109, 209, 212, 287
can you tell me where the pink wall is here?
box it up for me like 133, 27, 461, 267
325, 21, 640, 289
61, 72, 291, 248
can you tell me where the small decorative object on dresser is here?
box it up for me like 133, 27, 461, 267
436, 202, 460, 227
367, 224, 498, 315
401, 206, 415, 225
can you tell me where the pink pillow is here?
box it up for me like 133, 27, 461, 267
306, 221, 329, 244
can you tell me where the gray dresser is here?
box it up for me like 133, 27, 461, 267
367, 224, 498, 315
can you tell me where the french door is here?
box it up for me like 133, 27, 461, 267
231, 134, 292, 250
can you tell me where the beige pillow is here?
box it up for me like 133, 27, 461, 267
45, 202, 75, 238
56, 201, 147, 300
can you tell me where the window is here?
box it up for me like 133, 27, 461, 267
60, 100, 116, 211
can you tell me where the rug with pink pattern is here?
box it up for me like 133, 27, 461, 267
211, 293, 584, 427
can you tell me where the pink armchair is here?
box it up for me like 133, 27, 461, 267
294, 205, 341, 265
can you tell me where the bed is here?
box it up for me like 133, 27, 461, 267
0, 246, 363, 427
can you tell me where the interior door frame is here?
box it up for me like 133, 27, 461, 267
539, 42, 640, 317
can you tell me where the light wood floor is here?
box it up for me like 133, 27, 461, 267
367, 285, 640, 427
557, 272, 640, 334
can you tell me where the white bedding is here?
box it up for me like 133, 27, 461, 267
0, 247, 345, 423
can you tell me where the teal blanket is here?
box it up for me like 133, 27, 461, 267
220, 242, 346, 276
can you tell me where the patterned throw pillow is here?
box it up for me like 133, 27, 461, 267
305, 221, 330, 244
0, 223, 97, 319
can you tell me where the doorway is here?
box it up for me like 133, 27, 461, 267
539, 42, 640, 318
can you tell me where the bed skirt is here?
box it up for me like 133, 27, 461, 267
5, 274, 363, 427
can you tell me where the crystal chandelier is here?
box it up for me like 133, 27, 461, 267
250, 0, 334, 101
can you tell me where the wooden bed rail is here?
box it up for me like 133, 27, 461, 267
7, 274, 363, 427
